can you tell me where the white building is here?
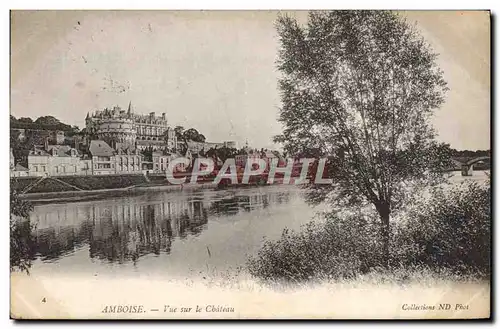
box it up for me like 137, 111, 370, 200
27, 145, 92, 177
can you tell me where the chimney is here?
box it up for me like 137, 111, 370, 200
150, 112, 155, 118
44, 137, 49, 151
162, 113, 166, 120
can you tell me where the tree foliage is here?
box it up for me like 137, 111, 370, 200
274, 11, 450, 263
10, 188, 35, 273
183, 128, 206, 143
206, 146, 239, 163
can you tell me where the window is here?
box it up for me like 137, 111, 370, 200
55, 166, 59, 173
34, 165, 38, 172
41, 166, 46, 172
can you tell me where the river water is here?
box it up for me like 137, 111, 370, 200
27, 185, 318, 279
25, 170, 489, 280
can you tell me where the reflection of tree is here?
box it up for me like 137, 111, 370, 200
35, 219, 93, 260
90, 218, 133, 263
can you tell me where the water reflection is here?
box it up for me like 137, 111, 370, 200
31, 188, 294, 265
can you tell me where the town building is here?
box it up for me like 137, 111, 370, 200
152, 151, 172, 173
10, 163, 29, 177
27, 145, 92, 177
235, 152, 263, 168
187, 140, 238, 155
115, 146, 143, 174
50, 130, 65, 145
235, 149, 283, 170
89, 140, 116, 175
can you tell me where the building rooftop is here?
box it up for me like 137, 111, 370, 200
89, 140, 115, 157
29, 148, 50, 156
46, 145, 79, 157
13, 163, 29, 172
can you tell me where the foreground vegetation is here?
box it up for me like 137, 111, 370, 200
10, 190, 36, 273
248, 179, 490, 284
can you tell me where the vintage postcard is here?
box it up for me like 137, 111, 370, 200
9, 10, 491, 319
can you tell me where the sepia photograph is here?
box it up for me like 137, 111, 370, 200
9, 9, 491, 319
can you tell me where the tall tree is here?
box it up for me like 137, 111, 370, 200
173, 126, 189, 154
274, 11, 450, 265
174, 126, 185, 141
183, 128, 206, 143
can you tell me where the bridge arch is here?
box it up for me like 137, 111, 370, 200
461, 156, 490, 176
466, 156, 490, 166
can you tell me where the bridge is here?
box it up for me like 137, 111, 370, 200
461, 156, 491, 176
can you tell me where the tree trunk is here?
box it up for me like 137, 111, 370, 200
377, 202, 391, 268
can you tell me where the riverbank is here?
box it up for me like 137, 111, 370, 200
11, 173, 286, 204
17, 182, 217, 204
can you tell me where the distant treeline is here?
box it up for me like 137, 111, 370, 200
450, 149, 490, 159
10, 115, 73, 132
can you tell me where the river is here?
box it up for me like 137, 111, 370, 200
24, 170, 489, 280
27, 185, 318, 280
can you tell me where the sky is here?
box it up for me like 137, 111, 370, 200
10, 10, 490, 150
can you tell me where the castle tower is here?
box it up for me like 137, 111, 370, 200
127, 101, 133, 117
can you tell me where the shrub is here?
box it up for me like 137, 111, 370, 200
248, 212, 385, 282
248, 179, 491, 283
392, 179, 490, 275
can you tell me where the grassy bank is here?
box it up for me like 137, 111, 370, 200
247, 179, 491, 284
11, 174, 151, 193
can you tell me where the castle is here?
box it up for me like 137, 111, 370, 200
85, 101, 177, 151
